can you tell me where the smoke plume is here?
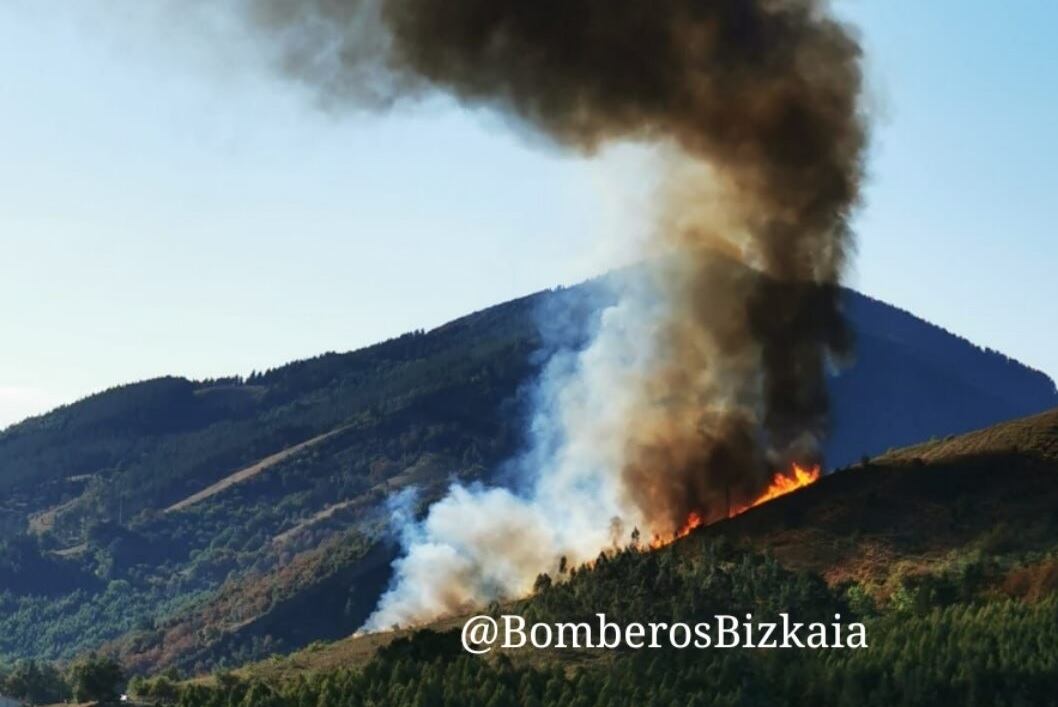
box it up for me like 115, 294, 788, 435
236, 0, 867, 626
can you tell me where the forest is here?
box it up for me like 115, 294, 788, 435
122, 538, 1058, 707
0, 283, 1055, 693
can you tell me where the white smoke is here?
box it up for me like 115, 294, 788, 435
364, 272, 666, 630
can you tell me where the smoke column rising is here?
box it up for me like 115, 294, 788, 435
234, 0, 868, 627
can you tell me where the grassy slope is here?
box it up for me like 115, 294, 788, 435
712, 408, 1058, 587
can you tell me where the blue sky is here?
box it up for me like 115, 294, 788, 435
1, 1, 1055, 428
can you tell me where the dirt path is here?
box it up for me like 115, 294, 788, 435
165, 426, 349, 514
27, 496, 80, 535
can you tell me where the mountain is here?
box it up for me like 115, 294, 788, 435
137, 407, 1058, 707
828, 293, 1057, 466
0, 283, 1054, 674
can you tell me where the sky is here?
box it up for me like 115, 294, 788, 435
0, 1, 1055, 429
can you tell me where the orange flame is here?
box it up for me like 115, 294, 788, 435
740, 462, 821, 512
648, 510, 705, 549
647, 463, 820, 549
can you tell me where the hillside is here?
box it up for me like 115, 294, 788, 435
252, 407, 1058, 674
0, 282, 1054, 674
151, 408, 1058, 707
700, 408, 1058, 586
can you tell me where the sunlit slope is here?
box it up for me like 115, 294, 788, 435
705, 408, 1058, 585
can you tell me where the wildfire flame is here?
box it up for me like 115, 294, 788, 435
741, 462, 821, 512
649, 463, 820, 549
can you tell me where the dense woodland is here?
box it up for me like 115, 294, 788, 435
0, 282, 1054, 685
105, 411, 1058, 704
7, 537, 1058, 705
121, 538, 1058, 707
0, 292, 548, 667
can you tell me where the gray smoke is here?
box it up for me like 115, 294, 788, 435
222, 0, 868, 626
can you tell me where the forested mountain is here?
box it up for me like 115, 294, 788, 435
828, 293, 1056, 466
0, 281, 1053, 674
136, 407, 1058, 707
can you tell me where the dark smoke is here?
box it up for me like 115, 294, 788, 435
245, 0, 866, 535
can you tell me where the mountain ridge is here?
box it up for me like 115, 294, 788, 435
0, 282, 1055, 674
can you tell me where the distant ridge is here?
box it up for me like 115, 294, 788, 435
827, 290, 1057, 466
